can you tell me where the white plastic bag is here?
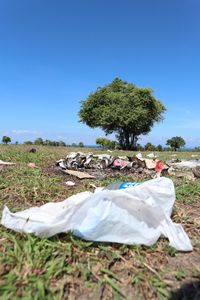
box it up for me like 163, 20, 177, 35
1, 177, 192, 251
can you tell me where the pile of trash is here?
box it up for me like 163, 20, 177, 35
56, 152, 169, 178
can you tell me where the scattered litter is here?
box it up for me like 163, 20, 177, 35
167, 160, 198, 181
168, 167, 195, 181
27, 162, 38, 169
104, 182, 141, 190
113, 158, 126, 169
191, 154, 198, 158
144, 159, 157, 169
56, 159, 67, 169
0, 160, 15, 165
1, 177, 192, 251
192, 166, 200, 178
175, 172, 195, 181
94, 154, 112, 160
89, 183, 97, 189
136, 152, 143, 160
194, 217, 200, 227
65, 181, 75, 186
62, 169, 95, 179
66, 151, 84, 159
146, 152, 158, 158
172, 160, 200, 169
155, 160, 164, 173
166, 158, 182, 165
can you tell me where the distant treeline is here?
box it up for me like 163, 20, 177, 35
95, 137, 198, 152
23, 138, 84, 147
96, 137, 164, 151
2, 135, 200, 151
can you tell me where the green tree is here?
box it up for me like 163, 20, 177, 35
166, 136, 186, 151
2, 136, 11, 144
79, 78, 166, 150
136, 143, 144, 151
96, 137, 116, 149
52, 141, 60, 146
78, 142, 84, 148
34, 138, 44, 145
43, 139, 52, 146
59, 141, 66, 147
195, 146, 200, 152
24, 141, 33, 145
144, 142, 156, 151
96, 138, 106, 148
157, 144, 163, 151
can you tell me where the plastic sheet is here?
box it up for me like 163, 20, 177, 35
1, 177, 192, 251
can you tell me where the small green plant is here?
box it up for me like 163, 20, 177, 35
175, 270, 187, 280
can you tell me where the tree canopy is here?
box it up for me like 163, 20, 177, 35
144, 142, 156, 151
24, 141, 33, 145
78, 142, 84, 148
34, 138, 44, 145
96, 137, 116, 149
2, 136, 11, 144
79, 78, 166, 150
166, 136, 186, 151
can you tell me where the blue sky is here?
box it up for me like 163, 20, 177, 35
0, 0, 200, 146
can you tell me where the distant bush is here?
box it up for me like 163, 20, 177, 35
34, 138, 44, 145
144, 142, 156, 151
2, 136, 11, 144
24, 141, 33, 145
136, 143, 144, 151
78, 142, 84, 148
163, 147, 172, 151
157, 144, 163, 151
58, 141, 66, 147
194, 146, 200, 152
96, 138, 117, 149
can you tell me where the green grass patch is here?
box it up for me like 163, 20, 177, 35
0, 145, 200, 299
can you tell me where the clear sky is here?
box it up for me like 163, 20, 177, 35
0, 0, 200, 147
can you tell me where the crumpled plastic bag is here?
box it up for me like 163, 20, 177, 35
1, 177, 192, 251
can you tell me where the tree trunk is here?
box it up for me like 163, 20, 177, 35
117, 130, 125, 149
130, 133, 138, 150
116, 130, 138, 150
124, 130, 130, 150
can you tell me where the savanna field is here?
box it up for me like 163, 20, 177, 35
0, 145, 200, 300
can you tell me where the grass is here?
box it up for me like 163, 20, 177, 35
0, 145, 200, 299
